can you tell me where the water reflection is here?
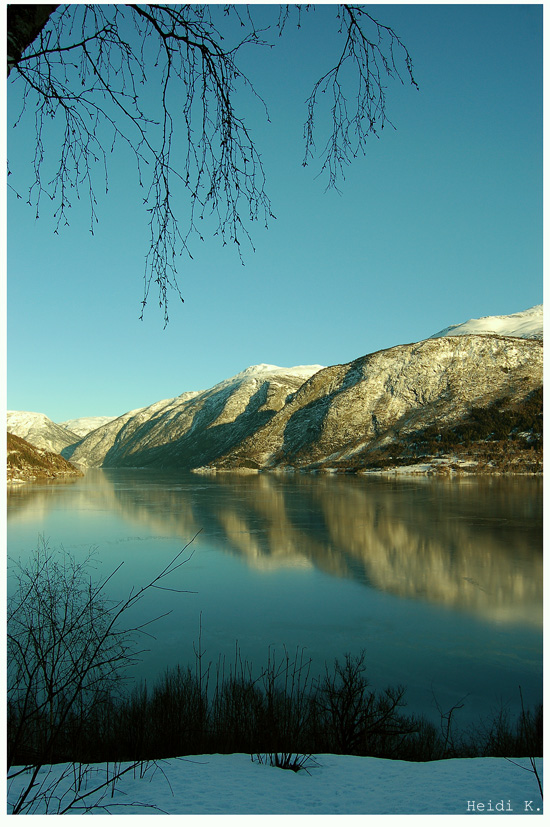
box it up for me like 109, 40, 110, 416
8, 471, 542, 629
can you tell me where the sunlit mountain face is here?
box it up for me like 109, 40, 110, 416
8, 307, 543, 477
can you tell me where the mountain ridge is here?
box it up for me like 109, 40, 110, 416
6, 411, 81, 454
430, 304, 542, 340
7, 306, 543, 476
63, 365, 324, 468
59, 416, 118, 437
201, 335, 542, 474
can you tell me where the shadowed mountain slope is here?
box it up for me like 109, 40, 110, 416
63, 365, 323, 469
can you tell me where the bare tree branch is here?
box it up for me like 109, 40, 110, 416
7, 4, 418, 324
303, 4, 418, 189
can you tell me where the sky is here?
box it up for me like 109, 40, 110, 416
6, 2, 543, 422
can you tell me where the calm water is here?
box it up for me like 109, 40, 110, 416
7, 469, 542, 727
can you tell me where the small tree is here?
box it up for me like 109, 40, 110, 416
7, 534, 197, 814
317, 651, 417, 756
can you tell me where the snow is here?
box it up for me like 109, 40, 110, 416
430, 305, 543, 340
59, 416, 118, 437
360, 457, 482, 477
6, 410, 80, 452
7, 410, 56, 431
236, 363, 325, 379
7, 753, 543, 816
210, 363, 325, 392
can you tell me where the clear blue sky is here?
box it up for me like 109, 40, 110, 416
7, 3, 543, 422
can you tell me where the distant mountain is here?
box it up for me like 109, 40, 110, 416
59, 416, 118, 437
7, 432, 83, 483
6, 411, 80, 454
430, 304, 542, 340
63, 365, 324, 468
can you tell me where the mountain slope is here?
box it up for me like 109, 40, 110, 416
203, 336, 542, 473
63, 365, 324, 468
6, 411, 80, 453
61, 397, 191, 467
430, 304, 542, 340
7, 432, 83, 483
13, 307, 542, 476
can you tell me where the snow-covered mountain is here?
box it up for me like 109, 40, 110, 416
61, 395, 198, 467
7, 411, 81, 454
9, 307, 543, 475
430, 304, 542, 340
59, 416, 118, 437
63, 365, 324, 468
63, 331, 542, 475
204, 335, 542, 473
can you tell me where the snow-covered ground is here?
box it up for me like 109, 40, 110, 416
430, 304, 543, 340
361, 457, 479, 477
7, 753, 543, 816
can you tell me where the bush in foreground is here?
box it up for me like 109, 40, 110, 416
7, 539, 542, 814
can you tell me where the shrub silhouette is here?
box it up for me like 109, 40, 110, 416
8, 541, 542, 804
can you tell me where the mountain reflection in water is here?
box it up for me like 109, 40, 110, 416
8, 470, 542, 629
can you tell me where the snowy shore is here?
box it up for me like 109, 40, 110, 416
7, 753, 543, 816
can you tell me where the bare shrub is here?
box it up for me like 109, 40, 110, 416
7, 535, 196, 814
315, 651, 418, 756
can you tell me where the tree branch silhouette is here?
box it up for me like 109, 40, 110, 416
8, 4, 417, 324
